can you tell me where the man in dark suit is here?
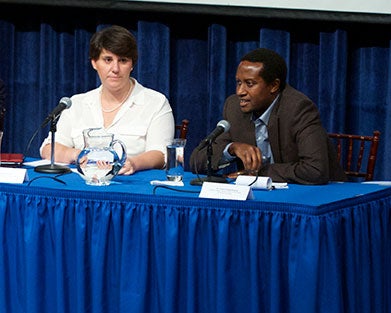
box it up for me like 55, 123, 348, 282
190, 48, 346, 184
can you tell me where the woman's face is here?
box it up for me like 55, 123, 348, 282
91, 48, 134, 91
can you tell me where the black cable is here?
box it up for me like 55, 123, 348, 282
55, 172, 72, 178
192, 152, 203, 182
24, 124, 41, 156
152, 185, 200, 195
27, 175, 66, 186
247, 173, 259, 186
27, 171, 72, 186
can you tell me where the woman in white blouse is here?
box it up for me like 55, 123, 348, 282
40, 25, 174, 175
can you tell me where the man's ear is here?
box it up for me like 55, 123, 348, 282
271, 79, 281, 94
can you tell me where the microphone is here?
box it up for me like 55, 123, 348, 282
190, 119, 231, 186
196, 120, 231, 150
41, 97, 72, 128
35, 96, 72, 174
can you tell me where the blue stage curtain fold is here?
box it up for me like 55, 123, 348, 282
0, 8, 390, 179
317, 30, 348, 131
137, 21, 171, 96
208, 24, 228, 130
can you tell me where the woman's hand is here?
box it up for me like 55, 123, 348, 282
118, 151, 165, 175
119, 157, 136, 175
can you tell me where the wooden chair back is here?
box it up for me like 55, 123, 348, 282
328, 130, 380, 181
175, 119, 189, 139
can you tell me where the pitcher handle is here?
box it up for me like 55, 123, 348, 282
111, 139, 127, 167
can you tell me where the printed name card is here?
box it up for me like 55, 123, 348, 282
199, 182, 254, 200
0, 167, 28, 184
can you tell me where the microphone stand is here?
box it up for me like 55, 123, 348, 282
190, 140, 228, 186
35, 116, 71, 174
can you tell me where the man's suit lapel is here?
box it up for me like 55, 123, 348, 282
268, 98, 282, 163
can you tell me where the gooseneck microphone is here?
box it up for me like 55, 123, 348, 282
35, 97, 72, 174
196, 120, 231, 150
41, 97, 72, 128
190, 120, 231, 186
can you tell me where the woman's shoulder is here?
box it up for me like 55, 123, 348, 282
133, 80, 168, 102
70, 87, 100, 106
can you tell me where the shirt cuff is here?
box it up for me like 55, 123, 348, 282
222, 143, 236, 162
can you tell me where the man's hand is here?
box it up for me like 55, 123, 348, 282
228, 142, 263, 172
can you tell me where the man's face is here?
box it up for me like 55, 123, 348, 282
235, 60, 279, 117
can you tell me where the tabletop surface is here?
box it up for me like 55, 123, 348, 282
1, 159, 390, 216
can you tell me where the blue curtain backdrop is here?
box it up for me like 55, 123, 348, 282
0, 4, 390, 180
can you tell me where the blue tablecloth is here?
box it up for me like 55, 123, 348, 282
25, 163, 391, 208
0, 164, 390, 313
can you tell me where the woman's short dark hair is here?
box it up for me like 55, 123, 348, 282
241, 48, 287, 91
89, 25, 138, 65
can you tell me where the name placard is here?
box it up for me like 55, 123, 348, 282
0, 167, 28, 184
199, 182, 254, 200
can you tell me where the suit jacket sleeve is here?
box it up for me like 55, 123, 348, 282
260, 86, 346, 184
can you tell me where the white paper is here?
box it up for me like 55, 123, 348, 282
235, 175, 272, 190
150, 180, 184, 187
361, 181, 391, 186
272, 182, 289, 189
199, 182, 254, 200
23, 159, 69, 167
0, 167, 28, 184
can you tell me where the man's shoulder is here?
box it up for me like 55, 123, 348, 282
276, 85, 321, 121
224, 94, 240, 110
225, 94, 239, 103
281, 84, 312, 102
